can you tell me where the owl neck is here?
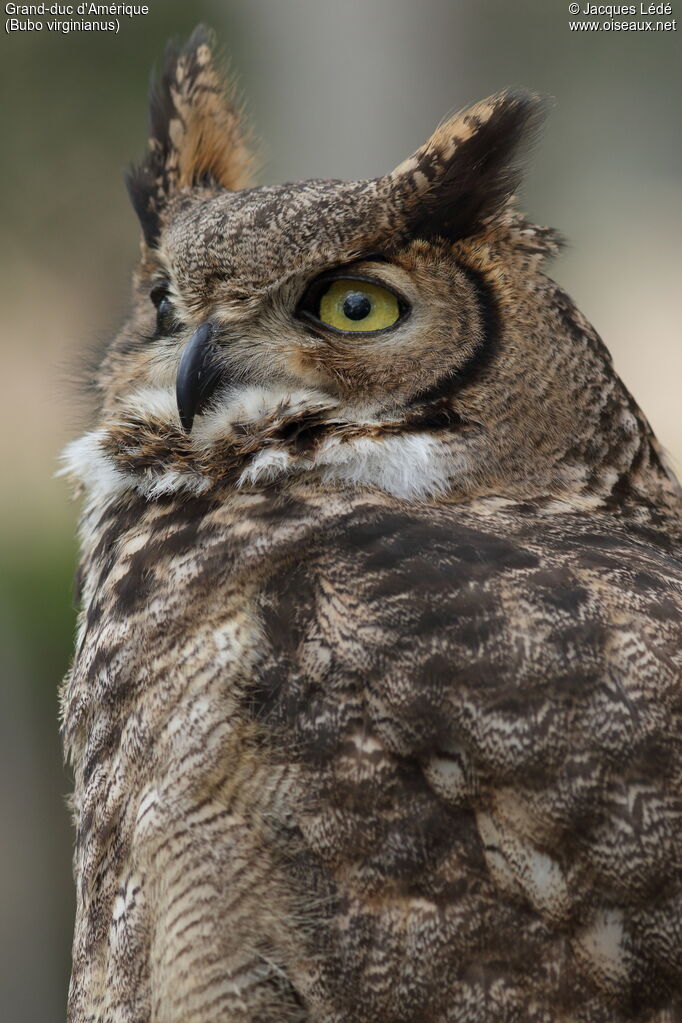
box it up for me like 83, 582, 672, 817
59, 380, 680, 516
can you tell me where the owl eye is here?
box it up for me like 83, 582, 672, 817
149, 282, 177, 337
299, 277, 407, 334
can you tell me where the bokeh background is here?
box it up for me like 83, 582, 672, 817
1, 1, 679, 1018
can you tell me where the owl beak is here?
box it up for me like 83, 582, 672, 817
176, 321, 222, 433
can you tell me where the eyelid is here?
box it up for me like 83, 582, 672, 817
300, 272, 409, 309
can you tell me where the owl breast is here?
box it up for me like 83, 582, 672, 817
65, 486, 682, 1023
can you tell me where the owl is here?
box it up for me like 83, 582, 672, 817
60, 25, 682, 1023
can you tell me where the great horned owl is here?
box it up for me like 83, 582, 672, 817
60, 25, 682, 1023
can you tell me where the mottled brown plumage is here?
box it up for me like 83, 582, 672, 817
61, 25, 682, 1023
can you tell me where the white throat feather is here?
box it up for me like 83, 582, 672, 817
59, 385, 460, 503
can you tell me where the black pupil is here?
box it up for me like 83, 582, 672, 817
342, 291, 372, 321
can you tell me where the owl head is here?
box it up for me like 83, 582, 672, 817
64, 25, 676, 508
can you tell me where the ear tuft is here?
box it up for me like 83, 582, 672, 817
389, 91, 547, 244
126, 25, 257, 247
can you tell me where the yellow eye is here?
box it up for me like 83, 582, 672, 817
317, 279, 401, 333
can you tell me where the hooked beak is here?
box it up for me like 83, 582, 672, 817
175, 321, 223, 433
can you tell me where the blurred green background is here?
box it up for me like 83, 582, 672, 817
0, 1, 679, 1018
